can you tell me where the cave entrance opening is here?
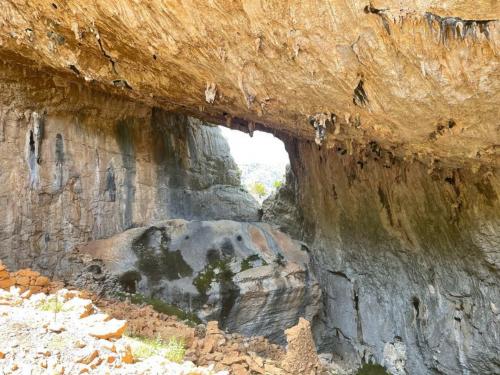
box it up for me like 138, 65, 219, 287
218, 126, 289, 205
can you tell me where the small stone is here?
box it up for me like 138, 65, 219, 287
20, 289, 32, 299
90, 357, 103, 369
232, 363, 249, 375
0, 351, 5, 359
16, 276, 30, 286
17, 269, 39, 277
222, 351, 243, 365
48, 322, 65, 333
0, 279, 14, 289
35, 276, 50, 287
119, 345, 134, 364
36, 349, 51, 357
88, 318, 127, 339
62, 297, 94, 318
75, 349, 99, 365
107, 355, 116, 364
74, 340, 86, 349
206, 321, 220, 335
98, 339, 116, 353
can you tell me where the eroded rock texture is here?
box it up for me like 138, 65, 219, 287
0, 1, 499, 374
0, 1, 498, 166
268, 139, 499, 374
58, 219, 321, 343
0, 60, 258, 271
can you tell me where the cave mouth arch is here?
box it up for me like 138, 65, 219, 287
218, 125, 289, 204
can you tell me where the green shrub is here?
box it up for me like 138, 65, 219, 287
192, 258, 234, 296
128, 335, 166, 359
127, 335, 185, 363
240, 254, 265, 271
250, 182, 267, 198
164, 337, 185, 363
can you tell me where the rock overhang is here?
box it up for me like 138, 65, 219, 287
0, 0, 498, 167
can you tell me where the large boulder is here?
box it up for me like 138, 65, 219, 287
59, 219, 321, 343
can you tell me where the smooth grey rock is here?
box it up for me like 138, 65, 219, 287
60, 219, 321, 343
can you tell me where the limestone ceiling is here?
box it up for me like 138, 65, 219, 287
0, 1, 498, 166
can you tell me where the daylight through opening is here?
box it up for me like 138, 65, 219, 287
218, 126, 289, 204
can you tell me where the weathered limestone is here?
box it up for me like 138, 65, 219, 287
0, 1, 498, 374
262, 165, 303, 240
0, 61, 258, 272
264, 139, 500, 374
59, 219, 321, 343
0, 1, 498, 166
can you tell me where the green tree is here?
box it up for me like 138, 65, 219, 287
251, 182, 267, 198
273, 180, 283, 189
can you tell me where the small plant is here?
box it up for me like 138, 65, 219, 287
126, 335, 185, 363
273, 180, 283, 189
38, 296, 64, 313
164, 337, 185, 363
250, 181, 267, 198
192, 258, 234, 296
129, 335, 165, 359
240, 254, 265, 271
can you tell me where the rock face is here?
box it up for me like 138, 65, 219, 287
264, 139, 499, 374
0, 1, 498, 167
0, 2, 499, 375
262, 165, 303, 240
60, 219, 321, 343
0, 64, 258, 271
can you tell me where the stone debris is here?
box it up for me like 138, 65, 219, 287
0, 260, 55, 294
0, 261, 334, 374
88, 318, 127, 340
282, 318, 321, 374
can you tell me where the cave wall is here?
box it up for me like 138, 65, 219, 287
0, 62, 258, 272
284, 139, 499, 374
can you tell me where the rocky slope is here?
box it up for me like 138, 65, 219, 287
0, 260, 328, 375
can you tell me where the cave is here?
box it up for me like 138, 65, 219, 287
0, 2, 498, 375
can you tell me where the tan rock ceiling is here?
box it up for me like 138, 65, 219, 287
0, 1, 499, 166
